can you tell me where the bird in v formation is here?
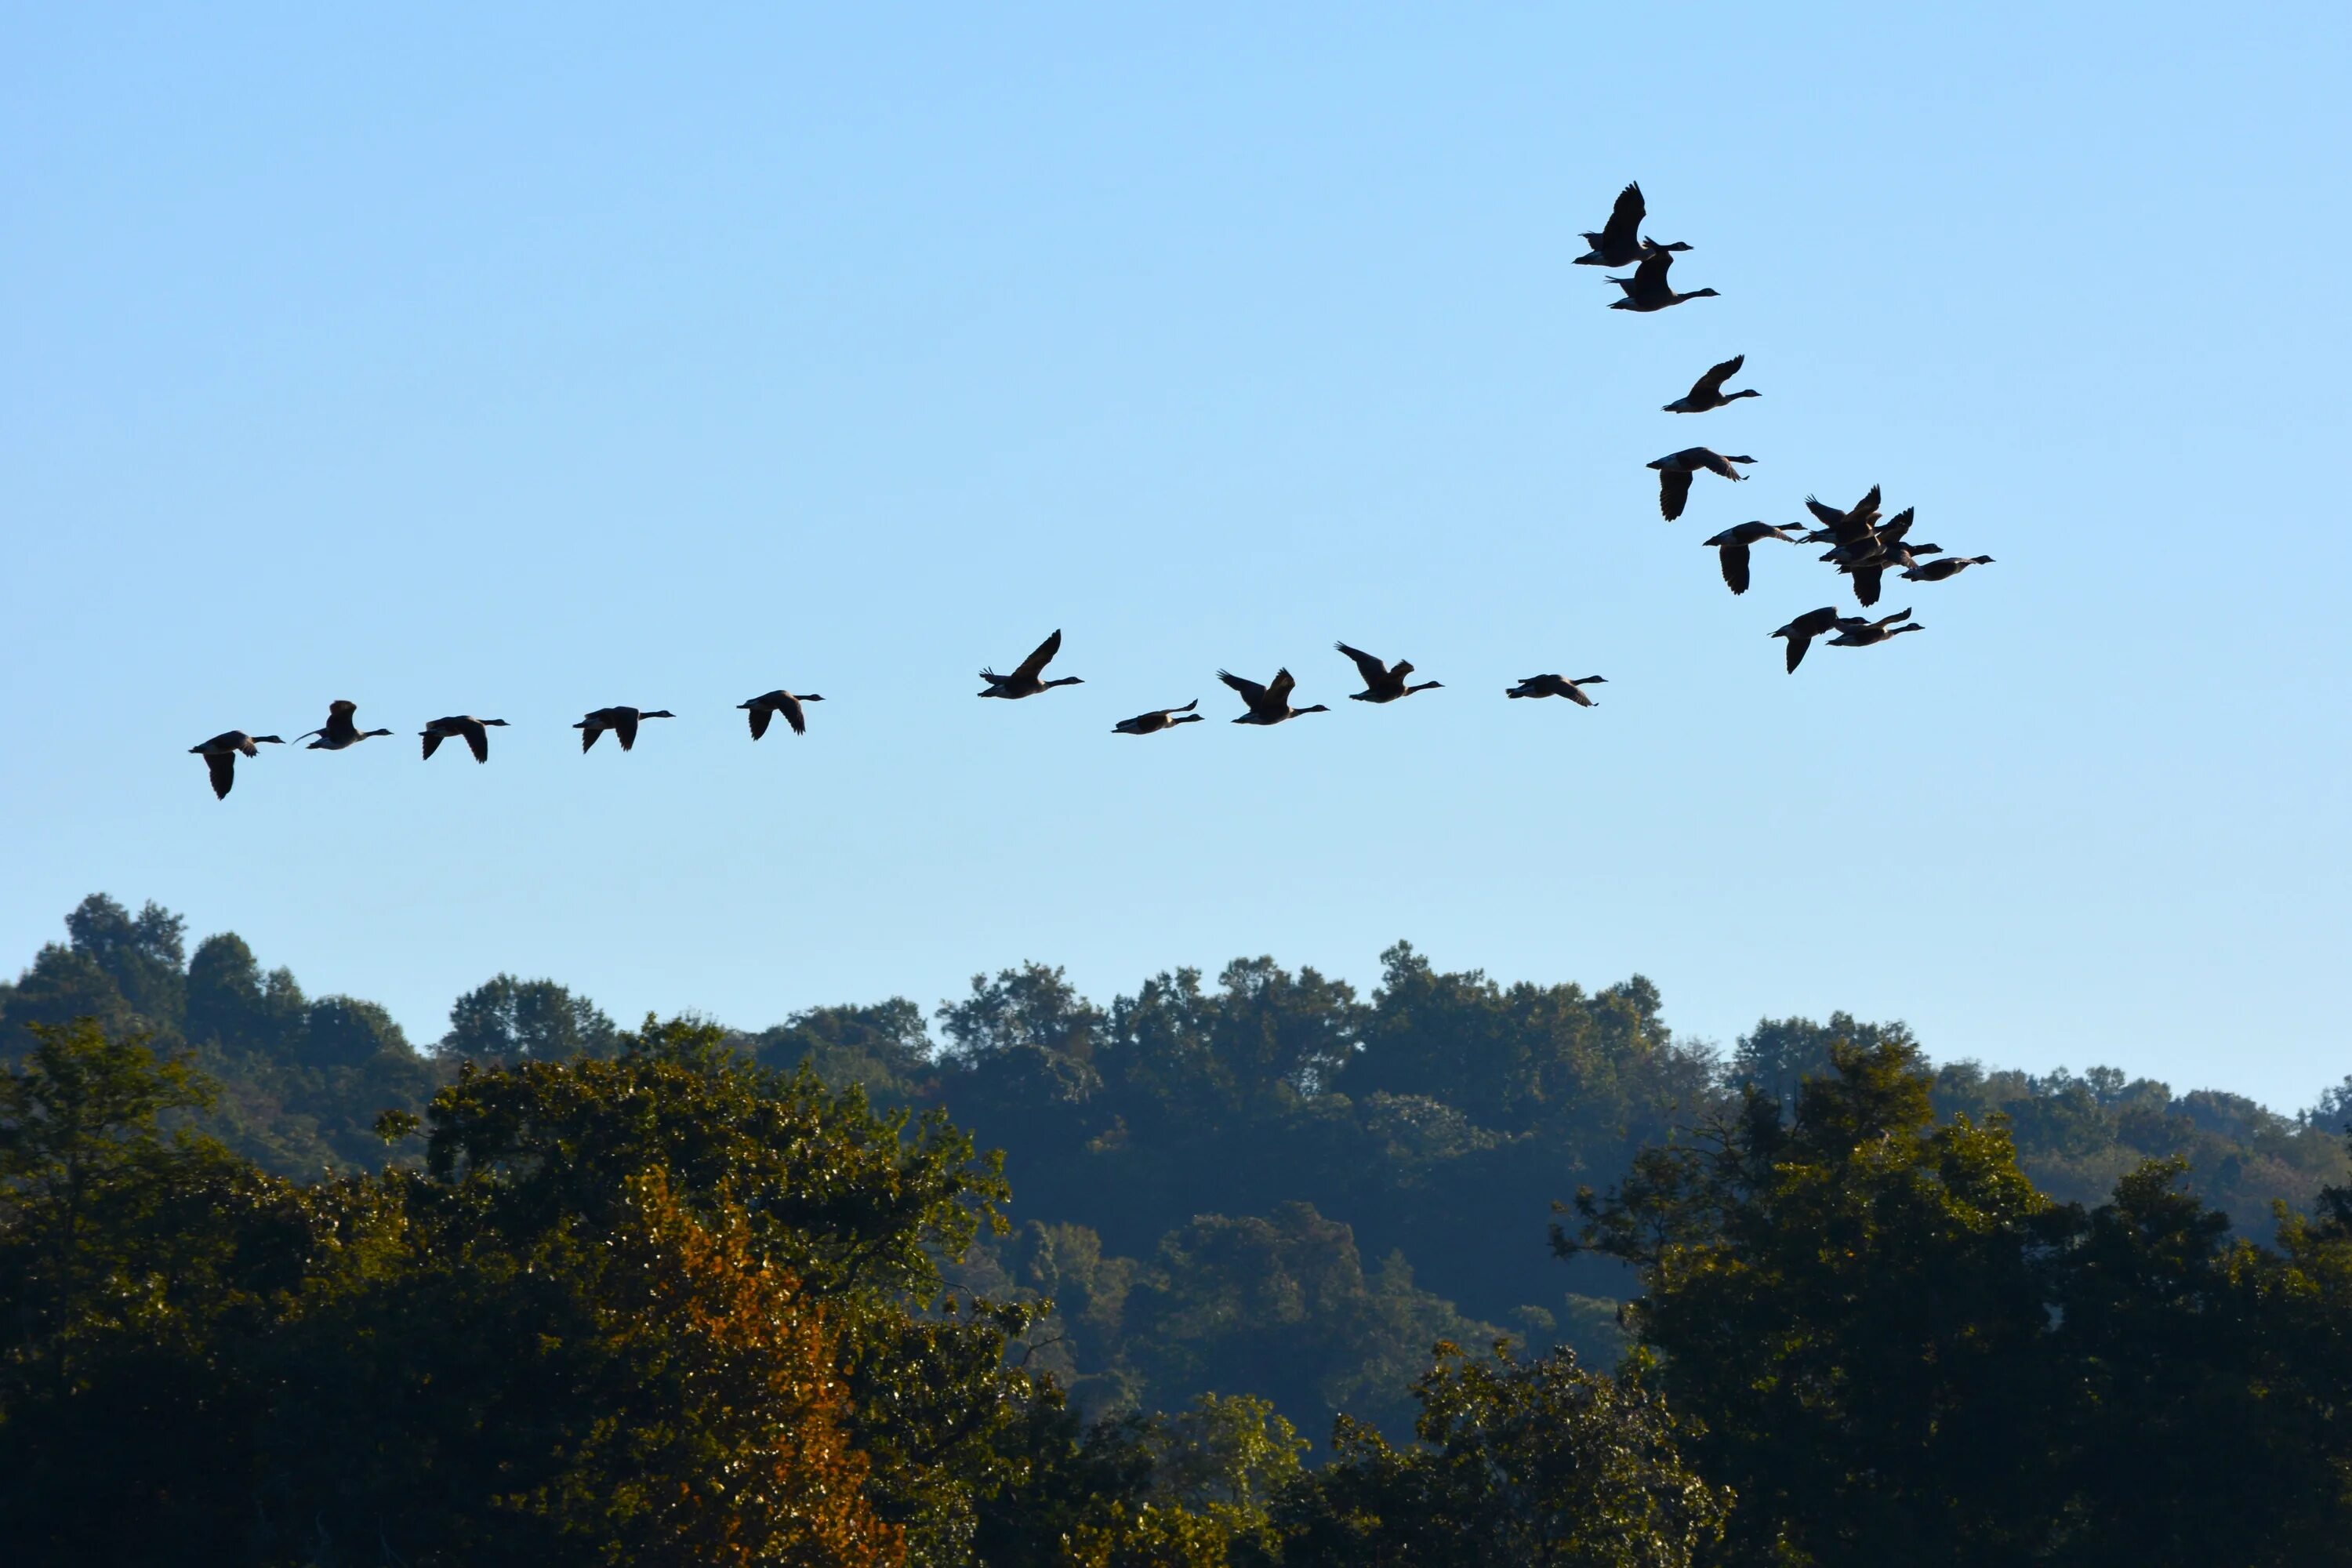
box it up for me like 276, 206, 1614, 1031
1578, 181, 1996, 663
189, 182, 2001, 797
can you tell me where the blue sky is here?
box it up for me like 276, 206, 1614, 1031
5, 5, 2347, 1110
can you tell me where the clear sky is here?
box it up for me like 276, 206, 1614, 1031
5, 5, 2347, 1110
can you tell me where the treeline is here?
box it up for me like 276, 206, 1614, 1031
2, 891, 2346, 1446
9, 1012, 2352, 1563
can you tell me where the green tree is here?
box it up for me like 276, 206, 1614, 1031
60, 895, 187, 1032
1268, 1342, 1726, 1566
1563, 1036, 2352, 1566
0, 1021, 320, 1563
439, 971, 619, 1062
406, 1015, 1031, 1559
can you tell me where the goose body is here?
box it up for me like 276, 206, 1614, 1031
1573, 181, 1692, 268
1664, 354, 1760, 414
1505, 673, 1607, 706
979, 629, 1084, 699
1649, 448, 1755, 521
420, 715, 508, 763
1219, 667, 1330, 725
1336, 642, 1442, 703
297, 699, 394, 750
189, 731, 283, 799
1769, 607, 1843, 673
1902, 554, 1995, 583
1701, 521, 1800, 596
1829, 609, 1922, 648
1113, 699, 1203, 735
739, 689, 824, 739
1798, 485, 1885, 545
1816, 507, 1936, 606
1607, 249, 1719, 313
575, 706, 674, 752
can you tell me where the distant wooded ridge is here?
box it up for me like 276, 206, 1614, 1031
5, 891, 2343, 1438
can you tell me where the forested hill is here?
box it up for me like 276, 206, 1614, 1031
4, 891, 2346, 1438
9, 892, 2352, 1563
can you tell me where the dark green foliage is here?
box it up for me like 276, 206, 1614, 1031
1563, 1037, 2352, 1566
1266, 1343, 1727, 1566
0, 1016, 1001, 1565
737, 997, 936, 1103
1936, 1058, 2346, 1239
439, 971, 619, 1062
967, 1202, 1504, 1439
6, 893, 2350, 1566
2, 899, 450, 1174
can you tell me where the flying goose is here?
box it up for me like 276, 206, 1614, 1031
1820, 508, 1939, 606
1113, 700, 1203, 735
420, 715, 508, 763
1769, 607, 1843, 673
1505, 674, 1607, 706
1663, 354, 1759, 414
1573, 182, 1692, 269
1829, 610, 1922, 648
739, 689, 824, 739
1701, 522, 1801, 596
1607, 249, 1719, 313
189, 731, 283, 799
978, 629, 1083, 699
297, 700, 394, 750
1218, 667, 1330, 725
1336, 642, 1442, 702
1798, 485, 1885, 545
1902, 554, 1995, 583
574, 706, 674, 752
1650, 448, 1754, 521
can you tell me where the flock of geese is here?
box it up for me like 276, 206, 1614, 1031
187, 183, 1994, 800
1577, 181, 1995, 669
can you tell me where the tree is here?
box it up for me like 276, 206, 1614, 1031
60, 895, 187, 1031
439, 971, 619, 1062
1268, 1342, 1726, 1566
0, 1021, 319, 1564
1729, 1010, 1915, 1110
407, 1016, 1033, 1559
940, 963, 1106, 1065
1114, 1202, 1498, 1441
1563, 1037, 2352, 1566
302, 994, 412, 1066
263, 1170, 903, 1566
744, 998, 935, 1102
